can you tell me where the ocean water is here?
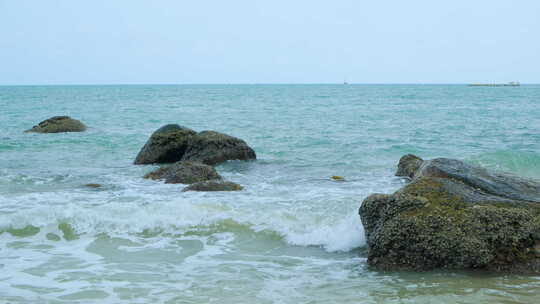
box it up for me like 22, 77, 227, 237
1, 84, 540, 303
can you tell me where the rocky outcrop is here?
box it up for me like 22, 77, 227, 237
134, 126, 256, 165
25, 116, 86, 133
144, 161, 221, 184
359, 155, 540, 273
181, 131, 256, 165
134, 124, 197, 165
182, 180, 243, 192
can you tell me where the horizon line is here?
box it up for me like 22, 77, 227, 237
1, 82, 538, 86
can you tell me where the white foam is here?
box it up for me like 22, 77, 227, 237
284, 213, 365, 252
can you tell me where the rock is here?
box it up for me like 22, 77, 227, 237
144, 161, 222, 184
395, 154, 423, 178
182, 180, 243, 192
134, 124, 197, 165
84, 183, 102, 188
181, 131, 256, 165
414, 158, 540, 203
25, 116, 86, 133
359, 156, 540, 273
134, 126, 256, 166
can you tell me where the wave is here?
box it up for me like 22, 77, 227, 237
468, 150, 540, 179
0, 194, 366, 253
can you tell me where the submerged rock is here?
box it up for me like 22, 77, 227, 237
134, 125, 256, 166
182, 180, 243, 192
359, 156, 540, 273
84, 183, 102, 188
25, 116, 86, 133
134, 124, 197, 165
181, 131, 256, 165
144, 161, 222, 184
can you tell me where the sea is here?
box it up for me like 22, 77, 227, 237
1, 84, 540, 303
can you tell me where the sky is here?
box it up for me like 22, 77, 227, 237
1, 0, 539, 84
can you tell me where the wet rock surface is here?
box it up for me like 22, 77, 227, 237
360, 155, 540, 273
134, 125, 256, 166
144, 161, 222, 184
25, 116, 87, 133
182, 180, 243, 192
395, 154, 424, 179
181, 131, 256, 165
134, 124, 197, 165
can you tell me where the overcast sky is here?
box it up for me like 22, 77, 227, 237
1, 0, 539, 84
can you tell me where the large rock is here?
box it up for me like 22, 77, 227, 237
359, 155, 540, 273
182, 180, 243, 192
144, 161, 221, 184
182, 131, 256, 165
25, 116, 86, 133
134, 124, 197, 164
134, 125, 256, 166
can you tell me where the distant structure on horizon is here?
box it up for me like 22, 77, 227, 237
468, 81, 520, 87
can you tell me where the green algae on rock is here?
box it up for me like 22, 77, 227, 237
182, 180, 243, 192
134, 125, 256, 165
395, 154, 424, 179
360, 155, 540, 273
144, 161, 222, 184
181, 130, 256, 165
25, 116, 87, 133
134, 124, 197, 164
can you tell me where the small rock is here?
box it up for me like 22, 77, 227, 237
395, 154, 423, 178
182, 180, 243, 192
84, 183, 102, 188
25, 116, 87, 133
144, 161, 221, 184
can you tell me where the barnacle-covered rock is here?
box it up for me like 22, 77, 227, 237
359, 156, 540, 273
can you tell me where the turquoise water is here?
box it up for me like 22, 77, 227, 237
1, 84, 540, 303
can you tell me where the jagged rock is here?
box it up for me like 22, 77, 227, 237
134, 124, 197, 165
25, 116, 86, 133
359, 156, 540, 273
182, 131, 256, 165
182, 180, 243, 192
144, 161, 221, 184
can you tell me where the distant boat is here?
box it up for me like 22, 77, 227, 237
468, 81, 520, 87
343, 79, 349, 85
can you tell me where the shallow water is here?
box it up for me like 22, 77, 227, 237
1, 84, 540, 303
